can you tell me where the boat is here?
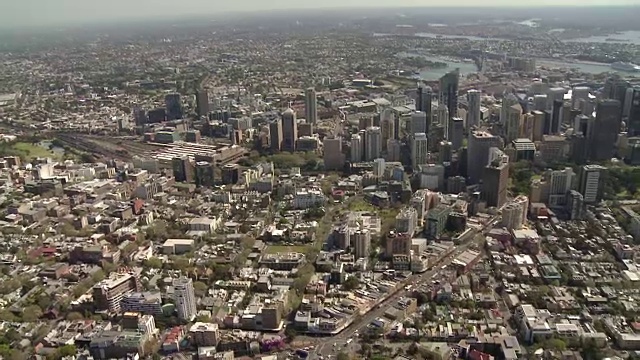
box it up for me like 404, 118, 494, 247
610, 62, 640, 72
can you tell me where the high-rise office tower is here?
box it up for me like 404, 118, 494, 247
173, 277, 197, 321
269, 119, 283, 151
548, 167, 575, 208
165, 93, 183, 120
533, 94, 548, 112
172, 156, 195, 183
467, 131, 503, 184
450, 117, 464, 150
411, 133, 429, 169
373, 158, 386, 177
282, 108, 298, 152
588, 99, 621, 161
353, 229, 371, 259
322, 137, 345, 170
195, 161, 215, 187
578, 165, 607, 204
435, 103, 449, 128
623, 87, 635, 119
532, 110, 546, 141
196, 89, 210, 117
305, 87, 318, 125
521, 113, 535, 140
438, 141, 453, 163
551, 99, 564, 134
386, 139, 401, 162
500, 93, 519, 125
546, 87, 566, 110
505, 104, 523, 142
417, 85, 433, 131
323, 137, 345, 170
571, 86, 590, 110
380, 108, 396, 150
350, 134, 363, 163
439, 69, 459, 121
628, 88, 640, 136
365, 126, 382, 161
467, 89, 481, 129
482, 159, 509, 208
411, 111, 428, 135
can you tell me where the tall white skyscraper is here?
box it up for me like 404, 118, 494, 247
411, 133, 428, 169
467, 89, 481, 129
436, 103, 449, 127
350, 134, 362, 163
305, 88, 318, 125
365, 126, 382, 161
173, 277, 197, 321
373, 158, 386, 178
411, 111, 428, 135
548, 167, 575, 207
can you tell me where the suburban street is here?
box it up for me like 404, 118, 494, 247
308, 220, 494, 360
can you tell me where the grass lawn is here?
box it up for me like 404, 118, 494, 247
265, 245, 309, 254
12, 142, 63, 160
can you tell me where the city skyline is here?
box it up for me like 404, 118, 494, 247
3, 1, 640, 29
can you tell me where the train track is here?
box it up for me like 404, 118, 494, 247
55, 133, 131, 161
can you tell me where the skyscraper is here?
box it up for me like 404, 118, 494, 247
467, 131, 503, 184
533, 95, 548, 112
578, 165, 607, 204
417, 85, 433, 131
628, 88, 640, 136
505, 104, 523, 142
588, 99, 621, 161
173, 277, 196, 321
165, 93, 183, 120
350, 134, 363, 163
172, 156, 195, 183
546, 87, 566, 110
435, 103, 449, 128
439, 69, 459, 121
282, 108, 298, 152
482, 159, 509, 208
353, 229, 371, 259
365, 126, 382, 161
500, 93, 519, 125
466, 89, 481, 129
323, 137, 345, 170
269, 119, 283, 151
411, 111, 428, 135
380, 109, 396, 150
571, 86, 590, 110
411, 133, 428, 169
548, 167, 575, 208
305, 87, 318, 125
450, 117, 464, 150
196, 89, 210, 117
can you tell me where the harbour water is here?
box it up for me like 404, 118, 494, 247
568, 31, 640, 45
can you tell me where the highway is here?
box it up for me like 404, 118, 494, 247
309, 217, 497, 360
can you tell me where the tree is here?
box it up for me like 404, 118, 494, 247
337, 352, 350, 360
22, 305, 43, 322
58, 345, 77, 357
66, 312, 84, 321
193, 281, 208, 297
342, 276, 360, 291
143, 257, 164, 269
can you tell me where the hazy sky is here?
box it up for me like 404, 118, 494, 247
3, 0, 640, 28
